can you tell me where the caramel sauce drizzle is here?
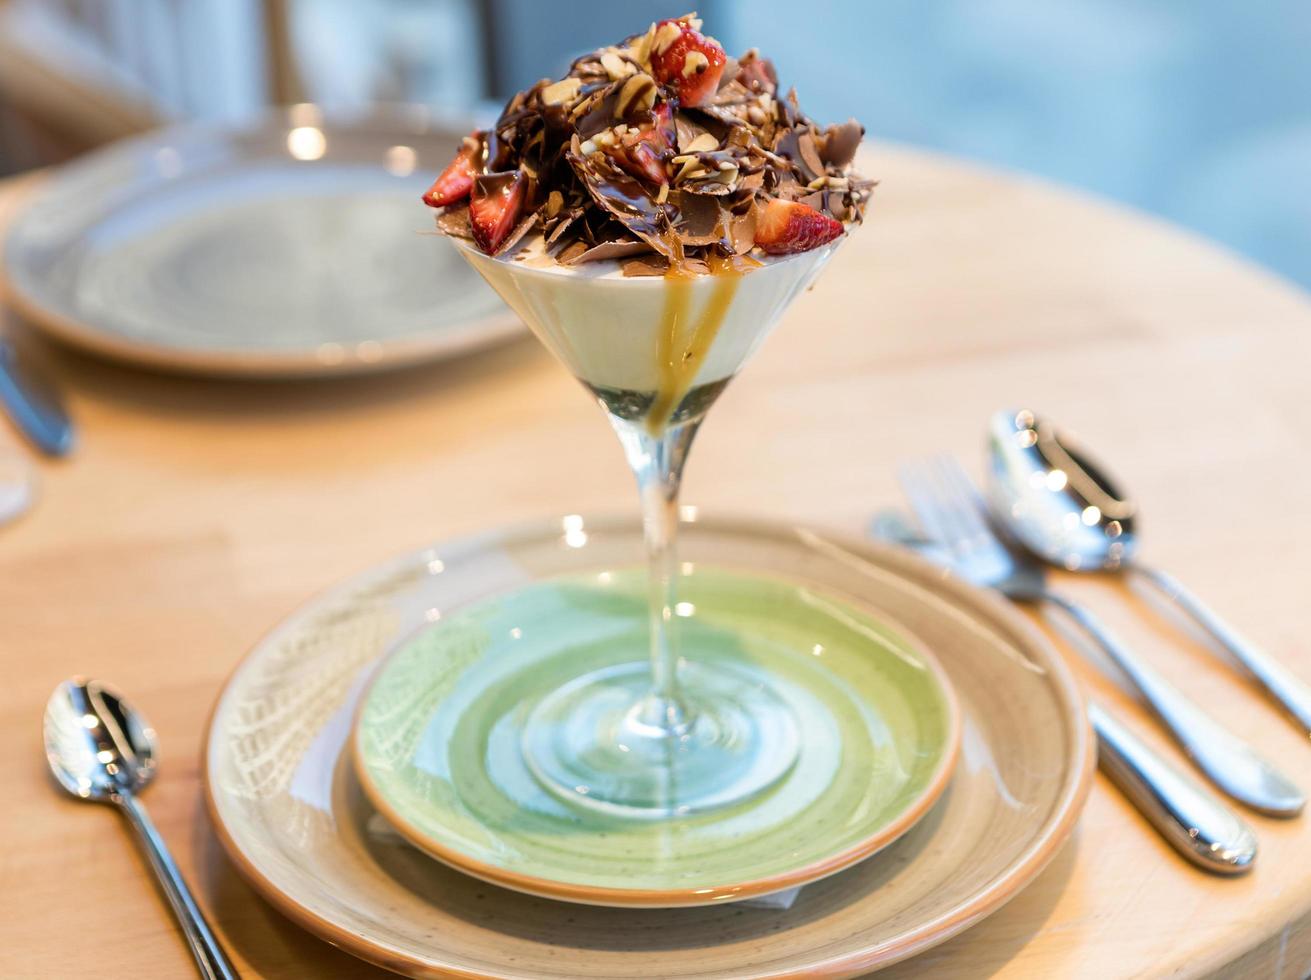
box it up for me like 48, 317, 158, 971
645, 253, 750, 434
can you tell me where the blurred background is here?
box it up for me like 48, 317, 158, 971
0, 0, 1307, 287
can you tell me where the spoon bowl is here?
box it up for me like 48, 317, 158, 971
985, 408, 1139, 571
45, 678, 158, 803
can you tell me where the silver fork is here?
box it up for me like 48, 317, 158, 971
899, 456, 1304, 819
872, 508, 1258, 874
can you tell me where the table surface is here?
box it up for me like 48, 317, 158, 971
2, 145, 1310, 980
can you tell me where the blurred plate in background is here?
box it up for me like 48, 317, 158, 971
0, 104, 522, 378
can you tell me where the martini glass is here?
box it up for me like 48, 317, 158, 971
459, 242, 839, 819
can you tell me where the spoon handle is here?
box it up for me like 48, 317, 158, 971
1089, 701, 1256, 874
1133, 563, 1311, 737
117, 793, 240, 980
1042, 589, 1305, 817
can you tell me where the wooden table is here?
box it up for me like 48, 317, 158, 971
2, 146, 1310, 979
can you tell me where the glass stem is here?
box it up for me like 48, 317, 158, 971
611, 414, 702, 737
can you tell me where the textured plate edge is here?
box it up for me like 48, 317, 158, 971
201, 512, 1096, 979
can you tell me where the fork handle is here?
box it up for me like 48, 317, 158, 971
1090, 701, 1256, 874
1042, 589, 1305, 817
1132, 562, 1311, 737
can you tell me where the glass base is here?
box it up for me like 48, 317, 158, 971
522, 660, 800, 820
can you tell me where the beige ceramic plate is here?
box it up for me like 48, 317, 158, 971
0, 105, 522, 378
205, 515, 1094, 979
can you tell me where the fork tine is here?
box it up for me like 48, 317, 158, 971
899, 454, 1024, 591
935, 456, 994, 545
897, 460, 955, 551
926, 455, 978, 550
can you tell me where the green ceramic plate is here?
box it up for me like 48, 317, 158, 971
354, 564, 960, 907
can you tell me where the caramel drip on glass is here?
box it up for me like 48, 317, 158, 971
645, 254, 742, 434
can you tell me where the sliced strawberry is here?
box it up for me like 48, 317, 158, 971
648, 100, 676, 146
618, 141, 668, 185
754, 199, 843, 255
611, 101, 675, 186
650, 19, 727, 107
736, 56, 777, 95
422, 133, 482, 208
469, 170, 526, 253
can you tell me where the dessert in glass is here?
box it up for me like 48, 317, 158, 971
423, 13, 872, 820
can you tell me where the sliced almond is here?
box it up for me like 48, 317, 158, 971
653, 20, 683, 55
615, 73, 657, 117
546, 190, 563, 217
674, 157, 707, 183
682, 50, 709, 78
627, 23, 657, 65
684, 132, 719, 153
541, 77, 582, 106
600, 50, 636, 81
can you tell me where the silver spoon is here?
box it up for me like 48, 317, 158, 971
987, 408, 1311, 739
871, 509, 1257, 874
44, 678, 239, 979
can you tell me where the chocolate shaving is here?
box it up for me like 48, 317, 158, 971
570, 150, 672, 256
797, 191, 825, 211
495, 212, 538, 256
675, 115, 714, 152
567, 239, 655, 264
798, 132, 825, 182
545, 213, 576, 245
669, 190, 729, 246
557, 240, 589, 263
436, 206, 473, 239
819, 118, 863, 168
729, 206, 757, 254
622, 254, 669, 277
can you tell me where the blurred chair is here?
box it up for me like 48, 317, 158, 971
0, 0, 159, 166
0, 0, 284, 170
